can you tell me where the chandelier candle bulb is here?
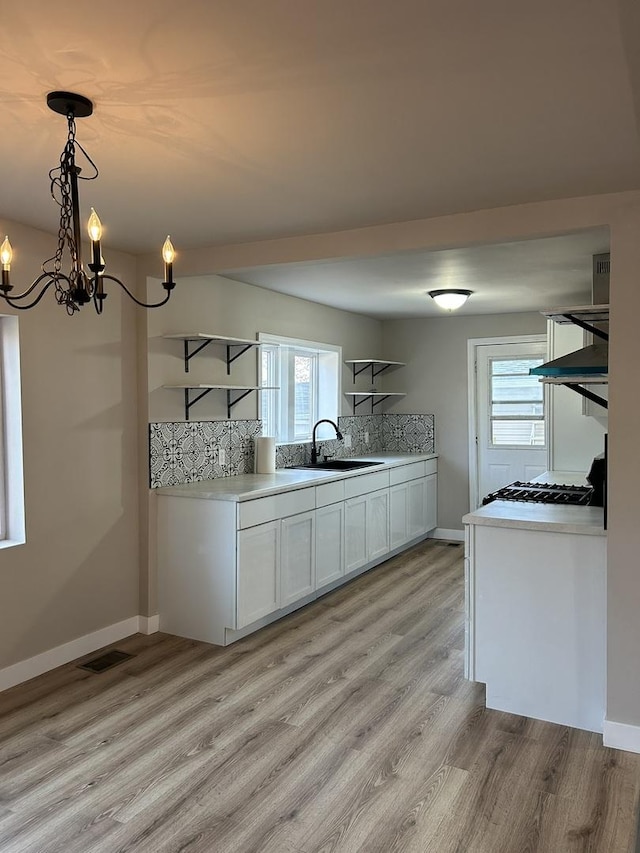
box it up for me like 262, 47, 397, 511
0, 236, 12, 292
87, 208, 103, 272
162, 236, 175, 286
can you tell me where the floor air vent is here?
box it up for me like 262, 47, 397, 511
447, 543, 462, 547
78, 650, 134, 673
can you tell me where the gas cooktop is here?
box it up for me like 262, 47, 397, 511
482, 481, 594, 506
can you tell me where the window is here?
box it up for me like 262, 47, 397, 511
489, 356, 545, 447
0, 315, 25, 547
258, 334, 341, 443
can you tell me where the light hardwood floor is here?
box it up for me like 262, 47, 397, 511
1, 539, 639, 852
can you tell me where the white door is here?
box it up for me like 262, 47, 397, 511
406, 478, 426, 540
474, 340, 548, 505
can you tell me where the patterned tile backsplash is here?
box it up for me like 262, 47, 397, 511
150, 414, 435, 488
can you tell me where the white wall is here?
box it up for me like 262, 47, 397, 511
146, 274, 382, 423
0, 219, 140, 670
548, 321, 607, 472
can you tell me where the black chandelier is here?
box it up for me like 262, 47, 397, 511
0, 91, 176, 315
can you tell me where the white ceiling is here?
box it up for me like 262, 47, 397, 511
0, 0, 638, 258
0, 0, 640, 251
223, 229, 610, 318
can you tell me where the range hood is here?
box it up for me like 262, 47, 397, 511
530, 254, 609, 408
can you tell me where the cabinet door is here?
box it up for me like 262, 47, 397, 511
237, 521, 280, 629
389, 483, 409, 549
367, 488, 390, 560
424, 473, 437, 533
345, 495, 368, 573
407, 478, 426, 539
316, 502, 345, 588
281, 510, 316, 607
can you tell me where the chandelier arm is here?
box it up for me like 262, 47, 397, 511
100, 275, 172, 308
0, 278, 59, 310
0, 272, 68, 301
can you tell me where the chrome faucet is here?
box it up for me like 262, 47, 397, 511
311, 419, 343, 464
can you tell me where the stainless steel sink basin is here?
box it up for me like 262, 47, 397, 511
292, 460, 384, 471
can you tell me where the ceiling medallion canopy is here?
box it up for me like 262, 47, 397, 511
428, 289, 473, 311
0, 91, 176, 315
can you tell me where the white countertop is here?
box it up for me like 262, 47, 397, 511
154, 452, 437, 502
463, 469, 605, 536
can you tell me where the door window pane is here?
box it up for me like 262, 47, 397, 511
489, 357, 545, 447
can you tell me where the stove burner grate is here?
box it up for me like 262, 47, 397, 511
482, 481, 594, 506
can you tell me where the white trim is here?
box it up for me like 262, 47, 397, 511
467, 334, 547, 511
0, 616, 143, 692
430, 528, 465, 542
138, 615, 160, 635
0, 315, 25, 546
603, 720, 640, 754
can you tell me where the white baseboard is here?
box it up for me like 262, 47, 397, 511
430, 528, 465, 542
0, 615, 158, 693
603, 719, 640, 754
138, 614, 160, 635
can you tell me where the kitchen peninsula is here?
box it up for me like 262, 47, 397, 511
463, 472, 606, 733
155, 452, 437, 647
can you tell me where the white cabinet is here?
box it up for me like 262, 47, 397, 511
237, 520, 280, 629
407, 478, 426, 539
316, 502, 345, 588
466, 522, 606, 733
345, 488, 390, 570
389, 483, 409, 549
157, 456, 437, 646
391, 464, 437, 544
425, 473, 437, 533
345, 495, 368, 573
281, 511, 315, 606
367, 488, 390, 560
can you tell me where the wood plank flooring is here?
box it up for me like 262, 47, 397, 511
0, 539, 639, 852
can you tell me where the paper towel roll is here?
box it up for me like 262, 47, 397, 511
255, 436, 276, 474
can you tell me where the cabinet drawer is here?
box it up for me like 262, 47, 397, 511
390, 461, 426, 485
344, 469, 390, 499
425, 458, 437, 476
316, 480, 345, 507
239, 487, 315, 529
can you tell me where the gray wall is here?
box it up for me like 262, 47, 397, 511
0, 218, 140, 669
147, 274, 383, 423
381, 312, 547, 530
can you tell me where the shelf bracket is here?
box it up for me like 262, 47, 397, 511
183, 387, 214, 420
371, 394, 392, 409
226, 388, 253, 419
351, 362, 392, 383
351, 395, 370, 413
561, 383, 608, 410
226, 344, 253, 375
183, 339, 214, 373
561, 314, 609, 342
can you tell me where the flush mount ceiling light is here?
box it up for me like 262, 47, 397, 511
428, 289, 473, 311
0, 91, 176, 315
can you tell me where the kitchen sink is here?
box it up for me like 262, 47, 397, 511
292, 460, 384, 471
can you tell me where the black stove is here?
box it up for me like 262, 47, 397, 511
482, 481, 594, 506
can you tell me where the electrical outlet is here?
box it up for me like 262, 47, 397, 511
364, 431, 369, 444
219, 448, 226, 466
344, 433, 352, 449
